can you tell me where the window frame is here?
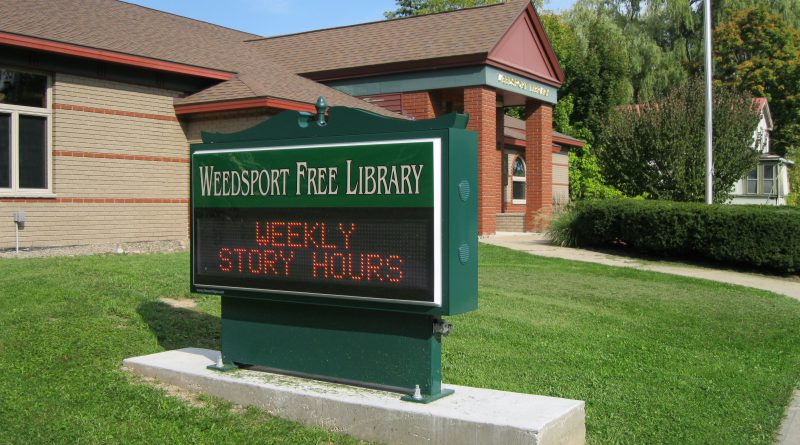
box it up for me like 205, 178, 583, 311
0, 67, 53, 197
743, 163, 779, 196
762, 164, 776, 196
745, 168, 758, 195
511, 156, 526, 205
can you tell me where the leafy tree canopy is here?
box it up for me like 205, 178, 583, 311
384, 0, 543, 19
383, 0, 800, 205
715, 0, 800, 29
597, 79, 762, 202
714, 6, 800, 156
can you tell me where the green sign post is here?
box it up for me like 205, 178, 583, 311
190, 101, 477, 402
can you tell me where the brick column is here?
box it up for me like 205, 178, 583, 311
401, 91, 437, 120
524, 100, 553, 232
464, 86, 500, 235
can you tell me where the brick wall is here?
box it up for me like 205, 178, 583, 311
0, 73, 189, 249
524, 101, 553, 232
358, 93, 403, 114
464, 86, 499, 235
401, 91, 437, 120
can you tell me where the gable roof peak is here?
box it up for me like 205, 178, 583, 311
246, 0, 530, 43
243, 0, 544, 82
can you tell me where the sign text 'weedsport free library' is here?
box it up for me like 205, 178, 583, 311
191, 139, 442, 306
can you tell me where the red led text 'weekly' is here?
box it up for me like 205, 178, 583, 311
217, 221, 406, 284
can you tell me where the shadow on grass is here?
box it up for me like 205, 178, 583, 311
138, 301, 221, 351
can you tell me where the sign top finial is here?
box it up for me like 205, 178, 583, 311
315, 96, 328, 127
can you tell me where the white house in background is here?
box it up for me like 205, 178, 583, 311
730, 98, 794, 205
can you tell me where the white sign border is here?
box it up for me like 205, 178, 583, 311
191, 138, 443, 308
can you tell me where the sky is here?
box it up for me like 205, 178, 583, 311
124, 0, 577, 38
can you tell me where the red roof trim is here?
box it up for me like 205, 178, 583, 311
174, 97, 316, 115
552, 136, 585, 147
0, 32, 234, 81
504, 136, 526, 147
505, 135, 585, 149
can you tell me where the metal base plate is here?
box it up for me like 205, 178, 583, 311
206, 362, 238, 372
401, 388, 455, 404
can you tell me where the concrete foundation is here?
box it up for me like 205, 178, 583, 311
124, 348, 585, 445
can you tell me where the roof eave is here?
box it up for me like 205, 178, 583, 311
174, 96, 315, 115
485, 59, 563, 88
552, 135, 585, 147
0, 31, 235, 81
300, 53, 489, 83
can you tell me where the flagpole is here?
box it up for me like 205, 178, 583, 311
704, 0, 714, 204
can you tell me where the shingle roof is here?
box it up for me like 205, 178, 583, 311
0, 0, 397, 115
177, 77, 257, 104
504, 115, 585, 147
245, 0, 531, 78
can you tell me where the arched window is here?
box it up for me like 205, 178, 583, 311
512, 157, 526, 204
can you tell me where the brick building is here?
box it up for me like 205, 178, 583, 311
0, 0, 580, 250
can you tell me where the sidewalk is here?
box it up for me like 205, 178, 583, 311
481, 232, 800, 302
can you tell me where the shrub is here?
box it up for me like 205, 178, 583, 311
597, 79, 762, 203
549, 199, 800, 274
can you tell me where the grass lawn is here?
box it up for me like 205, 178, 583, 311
1, 245, 799, 444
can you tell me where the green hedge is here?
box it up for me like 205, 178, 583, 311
550, 199, 800, 274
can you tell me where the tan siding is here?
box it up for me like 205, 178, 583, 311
54, 112, 187, 157
183, 110, 273, 144
553, 185, 569, 207
496, 213, 524, 232
552, 152, 570, 208
552, 152, 569, 185
0, 73, 190, 249
0, 203, 187, 248
53, 157, 188, 198
54, 73, 181, 116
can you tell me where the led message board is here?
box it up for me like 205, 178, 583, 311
191, 139, 443, 306
191, 106, 477, 398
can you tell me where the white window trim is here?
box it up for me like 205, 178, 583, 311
511, 157, 526, 205
743, 164, 778, 196
0, 69, 54, 198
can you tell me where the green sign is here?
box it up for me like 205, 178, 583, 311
193, 140, 435, 208
190, 105, 477, 401
192, 139, 443, 306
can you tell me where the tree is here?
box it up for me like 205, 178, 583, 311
568, 145, 624, 200
714, 0, 800, 29
557, 5, 634, 138
384, 0, 543, 19
714, 6, 800, 157
597, 79, 762, 202
788, 156, 800, 206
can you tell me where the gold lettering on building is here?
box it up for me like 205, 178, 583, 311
497, 73, 550, 97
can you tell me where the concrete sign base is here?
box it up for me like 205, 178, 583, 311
123, 348, 585, 445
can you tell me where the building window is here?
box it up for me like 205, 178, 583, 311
762, 164, 775, 195
744, 164, 779, 196
0, 68, 51, 195
746, 169, 758, 194
512, 157, 526, 204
